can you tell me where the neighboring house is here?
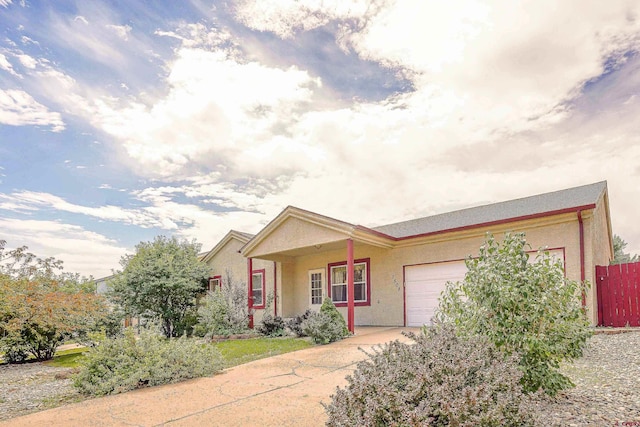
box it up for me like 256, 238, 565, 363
95, 274, 116, 296
94, 274, 139, 328
230, 181, 612, 331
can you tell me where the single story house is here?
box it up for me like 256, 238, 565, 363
202, 181, 613, 331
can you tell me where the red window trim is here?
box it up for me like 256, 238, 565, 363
251, 269, 266, 309
327, 258, 371, 307
208, 275, 222, 291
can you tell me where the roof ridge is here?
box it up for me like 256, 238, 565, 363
373, 181, 607, 238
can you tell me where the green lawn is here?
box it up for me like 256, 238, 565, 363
39, 336, 312, 369
44, 347, 88, 368
214, 337, 312, 368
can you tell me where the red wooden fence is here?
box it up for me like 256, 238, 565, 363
596, 262, 640, 327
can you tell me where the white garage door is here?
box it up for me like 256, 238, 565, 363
405, 261, 468, 327
404, 249, 564, 327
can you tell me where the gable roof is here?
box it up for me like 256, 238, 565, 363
241, 206, 395, 258
241, 181, 610, 258
201, 230, 254, 263
373, 181, 608, 239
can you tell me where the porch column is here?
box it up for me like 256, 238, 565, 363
347, 238, 355, 333
273, 261, 278, 317
247, 257, 254, 329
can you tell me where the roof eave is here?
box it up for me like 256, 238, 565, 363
202, 230, 253, 263
394, 204, 598, 242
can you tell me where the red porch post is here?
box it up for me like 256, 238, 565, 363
247, 257, 254, 329
347, 238, 355, 333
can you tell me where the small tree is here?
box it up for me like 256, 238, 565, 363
0, 241, 108, 362
109, 236, 209, 338
437, 232, 592, 395
612, 234, 639, 265
325, 324, 539, 426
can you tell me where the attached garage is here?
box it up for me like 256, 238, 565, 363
404, 261, 468, 327
403, 249, 565, 327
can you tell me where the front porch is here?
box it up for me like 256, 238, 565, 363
241, 207, 399, 332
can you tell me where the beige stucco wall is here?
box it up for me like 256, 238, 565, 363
249, 217, 350, 258
204, 238, 275, 324
267, 211, 603, 326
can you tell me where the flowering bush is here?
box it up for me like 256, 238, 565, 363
325, 324, 539, 426
196, 273, 250, 337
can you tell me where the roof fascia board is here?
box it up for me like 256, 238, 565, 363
202, 230, 252, 263
352, 227, 395, 248
242, 206, 357, 256
393, 205, 597, 247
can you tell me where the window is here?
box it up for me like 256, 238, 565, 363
208, 275, 222, 291
251, 269, 265, 308
309, 269, 324, 305
328, 258, 370, 306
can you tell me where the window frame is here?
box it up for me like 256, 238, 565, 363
309, 268, 325, 306
208, 275, 222, 291
251, 269, 266, 309
327, 258, 371, 307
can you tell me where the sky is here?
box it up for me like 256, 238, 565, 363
1, 0, 640, 279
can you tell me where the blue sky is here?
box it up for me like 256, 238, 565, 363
1, 0, 640, 278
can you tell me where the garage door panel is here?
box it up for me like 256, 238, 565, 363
405, 261, 467, 327
404, 249, 564, 327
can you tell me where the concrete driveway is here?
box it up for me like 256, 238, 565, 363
2, 327, 418, 427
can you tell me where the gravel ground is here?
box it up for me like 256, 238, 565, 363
543, 330, 640, 426
0, 331, 638, 425
0, 363, 82, 421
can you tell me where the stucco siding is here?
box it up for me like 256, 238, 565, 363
268, 212, 589, 327
248, 217, 350, 258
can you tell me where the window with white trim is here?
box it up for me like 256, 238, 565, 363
208, 276, 221, 291
328, 259, 370, 305
309, 269, 324, 305
251, 270, 265, 308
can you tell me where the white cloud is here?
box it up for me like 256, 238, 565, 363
74, 15, 89, 25
0, 191, 168, 228
106, 24, 131, 40
234, 0, 640, 136
0, 0, 12, 7
0, 53, 19, 76
0, 89, 65, 131
233, 0, 372, 39
85, 25, 321, 177
17, 54, 37, 69
0, 218, 127, 278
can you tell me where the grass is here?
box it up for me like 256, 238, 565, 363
4, 336, 312, 370
213, 337, 312, 368
38, 336, 313, 369
43, 347, 88, 368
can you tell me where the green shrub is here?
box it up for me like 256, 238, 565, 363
73, 328, 223, 396
257, 314, 287, 337
319, 298, 349, 337
286, 309, 312, 337
325, 324, 539, 427
302, 299, 349, 344
436, 232, 592, 395
196, 274, 250, 337
2, 338, 29, 363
